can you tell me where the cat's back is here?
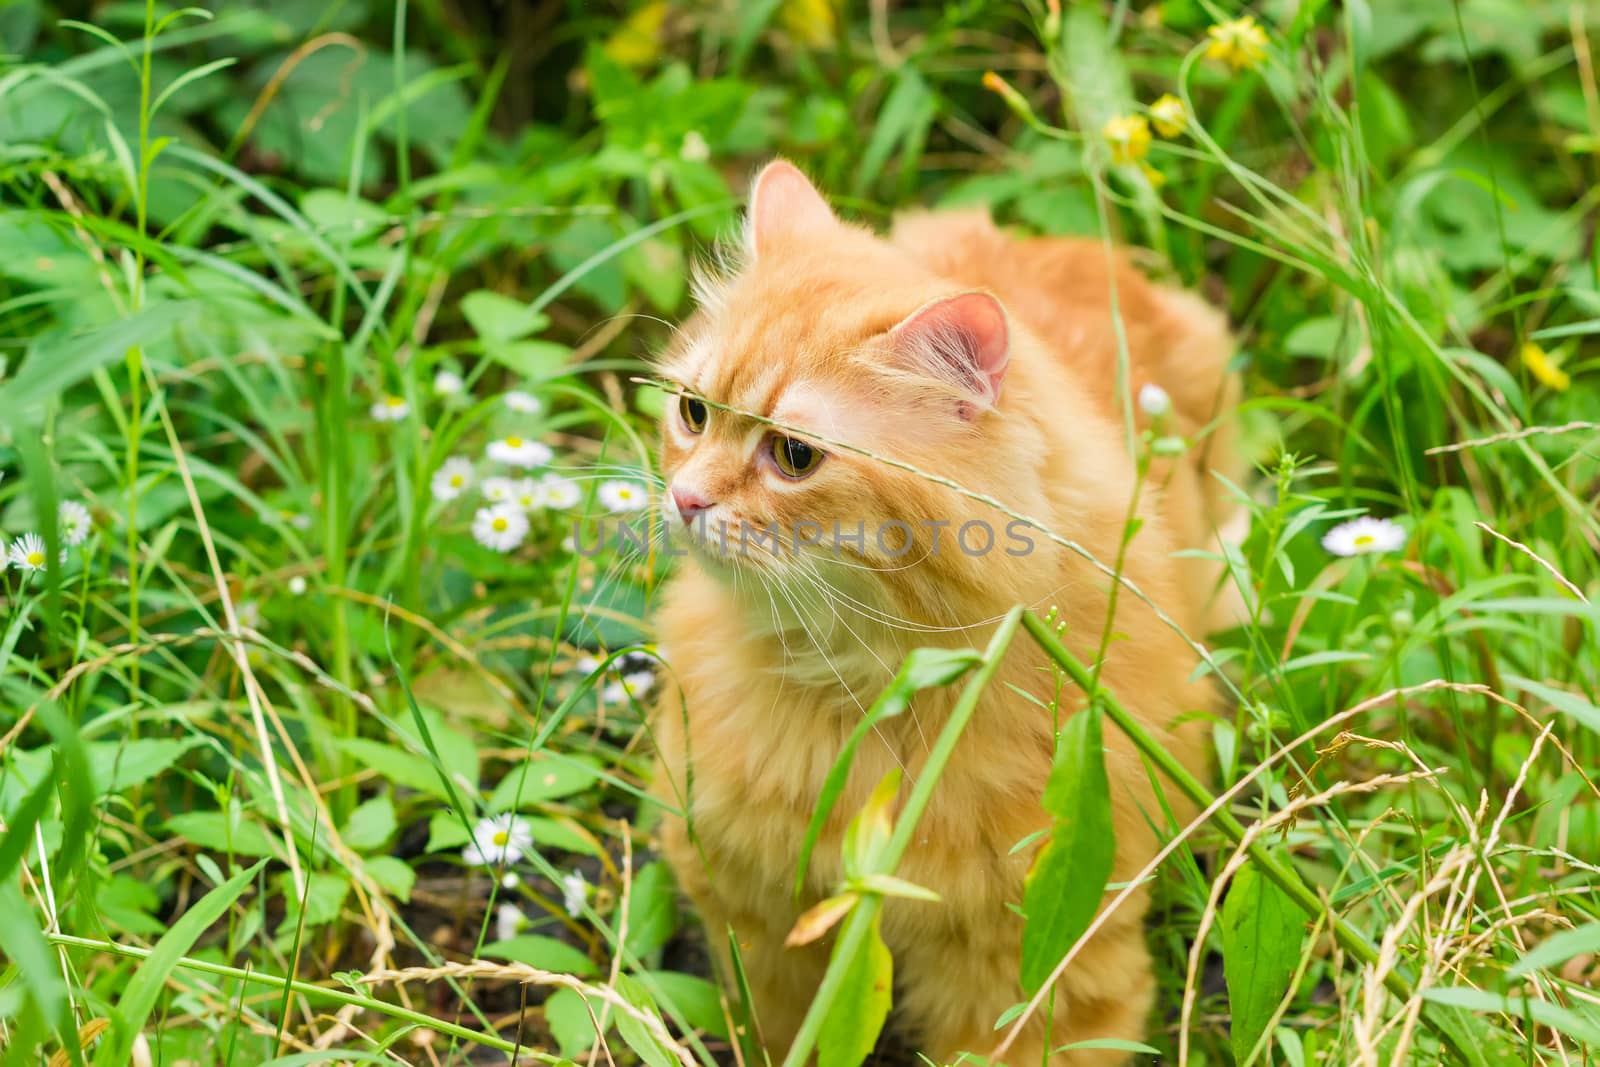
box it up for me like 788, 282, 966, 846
888, 209, 1234, 436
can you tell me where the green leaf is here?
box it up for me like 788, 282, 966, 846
0, 301, 192, 424
613, 974, 677, 1067
817, 913, 893, 1067
334, 738, 457, 801
545, 986, 605, 1058
340, 794, 397, 852
1222, 864, 1307, 1064
86, 737, 204, 795
274, 871, 351, 936
1019, 705, 1114, 993
363, 856, 416, 903
525, 815, 603, 858
625, 862, 680, 959
1054, 1038, 1162, 1055
795, 647, 982, 895
1507, 675, 1600, 735
1424, 986, 1600, 1048
483, 935, 597, 977
166, 810, 279, 858
463, 289, 549, 343
488, 754, 602, 810
95, 860, 265, 1066
644, 970, 730, 1040
1509, 921, 1600, 977
300, 189, 390, 242
841, 769, 900, 880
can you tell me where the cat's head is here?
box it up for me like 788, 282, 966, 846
654, 161, 1047, 631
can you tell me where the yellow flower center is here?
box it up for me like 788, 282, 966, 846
450, 475, 464, 486
492, 831, 510, 846
384, 396, 404, 408
492, 517, 509, 532
505, 436, 523, 448
1354, 535, 1374, 547
25, 551, 45, 566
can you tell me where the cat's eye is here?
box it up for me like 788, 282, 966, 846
771, 435, 823, 478
679, 394, 708, 434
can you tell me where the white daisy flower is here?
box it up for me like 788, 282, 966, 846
504, 390, 542, 414
560, 870, 588, 917
573, 655, 600, 676
481, 475, 517, 504
59, 500, 92, 547
238, 601, 262, 628
597, 480, 648, 513
510, 478, 542, 512
473, 503, 530, 552
433, 369, 464, 396
8, 533, 48, 572
486, 435, 553, 468
462, 813, 534, 868
500, 871, 521, 889
495, 902, 527, 942
621, 670, 655, 698
1138, 383, 1171, 419
1322, 516, 1407, 558
601, 680, 627, 704
370, 395, 410, 421
288, 576, 308, 596
430, 456, 475, 501
680, 130, 711, 162
534, 474, 581, 510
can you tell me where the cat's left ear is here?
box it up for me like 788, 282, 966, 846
890, 291, 1010, 415
746, 160, 837, 257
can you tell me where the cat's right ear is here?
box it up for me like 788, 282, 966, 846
890, 291, 1010, 416
745, 160, 837, 257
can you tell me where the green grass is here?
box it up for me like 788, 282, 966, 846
1, 1, 1598, 1065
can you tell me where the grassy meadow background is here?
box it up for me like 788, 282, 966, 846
1, 0, 1598, 1063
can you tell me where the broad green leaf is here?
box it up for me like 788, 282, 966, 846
1222, 864, 1307, 1065
525, 815, 604, 858
274, 871, 351, 936
544, 986, 604, 1057
340, 793, 397, 852
364, 856, 416, 903
645, 970, 730, 1040
166, 810, 278, 858
462, 289, 548, 343
483, 935, 597, 977
86, 738, 203, 795
95, 860, 265, 1066
488, 753, 602, 810
1019, 706, 1114, 993
613, 974, 676, 1067
625, 862, 680, 959
795, 647, 982, 895
817, 913, 893, 1067
334, 738, 456, 801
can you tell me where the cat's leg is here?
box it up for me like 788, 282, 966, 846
899, 918, 1155, 1067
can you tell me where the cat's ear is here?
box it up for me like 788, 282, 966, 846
746, 160, 837, 257
890, 291, 1010, 414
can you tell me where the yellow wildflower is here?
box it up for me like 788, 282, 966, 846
1520, 342, 1570, 392
1149, 94, 1187, 138
1102, 114, 1152, 165
1206, 15, 1269, 71
1139, 162, 1167, 188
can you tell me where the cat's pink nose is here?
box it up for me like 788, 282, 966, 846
671, 486, 712, 525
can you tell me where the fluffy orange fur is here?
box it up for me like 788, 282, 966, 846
649, 161, 1241, 1066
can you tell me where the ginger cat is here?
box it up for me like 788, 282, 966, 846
649, 161, 1240, 1066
